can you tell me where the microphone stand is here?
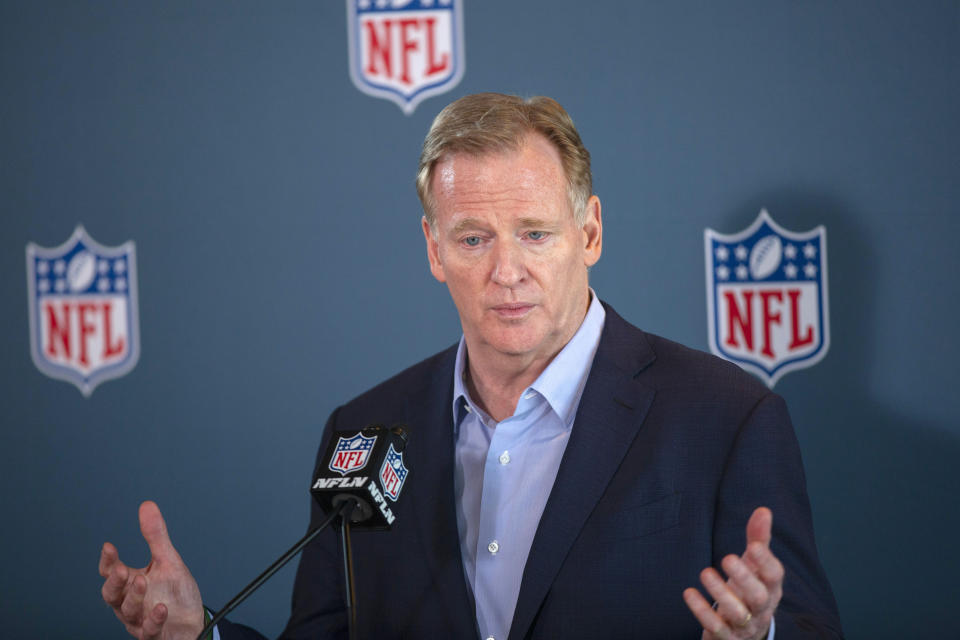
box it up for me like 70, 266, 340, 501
340, 510, 358, 640
197, 498, 357, 640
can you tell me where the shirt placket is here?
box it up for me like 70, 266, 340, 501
473, 394, 541, 640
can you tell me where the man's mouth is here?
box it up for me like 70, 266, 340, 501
491, 303, 534, 318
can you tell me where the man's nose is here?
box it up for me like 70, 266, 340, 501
490, 240, 526, 286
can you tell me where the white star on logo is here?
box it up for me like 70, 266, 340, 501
53, 260, 66, 275
37, 261, 49, 275
716, 265, 730, 280
715, 245, 729, 262
804, 262, 818, 278
803, 243, 817, 259
784, 263, 798, 279
736, 264, 749, 280
784, 244, 797, 260
98, 259, 110, 274
735, 244, 748, 261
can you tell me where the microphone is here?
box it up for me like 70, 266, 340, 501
196, 424, 410, 640
311, 424, 410, 529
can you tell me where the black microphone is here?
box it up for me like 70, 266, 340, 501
196, 424, 410, 640
311, 424, 410, 529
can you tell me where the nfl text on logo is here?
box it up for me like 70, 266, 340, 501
328, 432, 378, 475
704, 210, 830, 387
379, 443, 408, 501
347, 0, 465, 115
26, 226, 140, 397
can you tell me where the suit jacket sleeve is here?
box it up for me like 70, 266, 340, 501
713, 391, 843, 638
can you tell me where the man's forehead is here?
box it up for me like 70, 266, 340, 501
432, 133, 566, 193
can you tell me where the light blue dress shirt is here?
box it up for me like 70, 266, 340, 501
452, 293, 605, 640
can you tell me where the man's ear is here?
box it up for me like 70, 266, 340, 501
581, 195, 603, 268
422, 216, 447, 283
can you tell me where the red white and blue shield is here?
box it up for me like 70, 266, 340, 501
347, 0, 465, 115
379, 443, 408, 501
328, 432, 378, 475
704, 209, 830, 387
26, 226, 140, 397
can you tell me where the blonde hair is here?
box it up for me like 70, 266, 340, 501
416, 93, 592, 229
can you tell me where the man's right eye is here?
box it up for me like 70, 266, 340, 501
463, 236, 481, 247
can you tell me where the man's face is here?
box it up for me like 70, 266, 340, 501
422, 133, 602, 368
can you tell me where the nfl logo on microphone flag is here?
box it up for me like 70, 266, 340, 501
26, 226, 140, 397
329, 432, 378, 475
704, 209, 830, 387
379, 443, 408, 501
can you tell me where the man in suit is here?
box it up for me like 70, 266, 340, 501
100, 93, 842, 639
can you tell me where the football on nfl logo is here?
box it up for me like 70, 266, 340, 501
347, 0, 465, 115
329, 432, 378, 475
704, 209, 830, 387
26, 226, 140, 397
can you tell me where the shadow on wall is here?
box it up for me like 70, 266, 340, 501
720, 190, 959, 638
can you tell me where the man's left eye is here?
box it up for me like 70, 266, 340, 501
527, 231, 547, 241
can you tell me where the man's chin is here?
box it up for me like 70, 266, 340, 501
481, 332, 553, 360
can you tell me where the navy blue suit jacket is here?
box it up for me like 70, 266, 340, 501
220, 303, 842, 639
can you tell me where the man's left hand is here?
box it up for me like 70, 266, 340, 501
682, 506, 784, 640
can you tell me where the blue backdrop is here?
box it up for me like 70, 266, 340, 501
1, 1, 957, 637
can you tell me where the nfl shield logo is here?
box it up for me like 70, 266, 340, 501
347, 0, 465, 115
704, 209, 830, 387
379, 443, 408, 501
329, 432, 378, 475
26, 226, 140, 397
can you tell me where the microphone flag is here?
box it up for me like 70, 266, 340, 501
312, 425, 409, 530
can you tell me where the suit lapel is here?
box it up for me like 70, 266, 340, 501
508, 306, 657, 640
403, 347, 478, 638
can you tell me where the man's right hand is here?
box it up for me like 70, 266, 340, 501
100, 501, 206, 640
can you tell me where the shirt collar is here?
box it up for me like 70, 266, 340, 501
452, 290, 606, 432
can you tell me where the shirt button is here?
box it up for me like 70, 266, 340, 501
487, 540, 499, 554
486, 637, 495, 640
499, 451, 510, 465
